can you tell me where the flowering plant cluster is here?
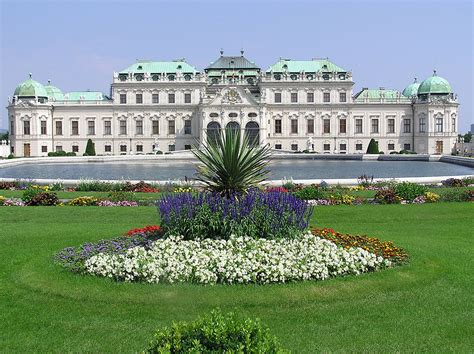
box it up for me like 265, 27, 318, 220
312, 227, 409, 264
264, 186, 289, 193
0, 196, 25, 206
172, 186, 193, 193
125, 225, 161, 237
158, 190, 313, 240
123, 181, 160, 193
97, 200, 139, 207
83, 232, 391, 284
68, 196, 99, 206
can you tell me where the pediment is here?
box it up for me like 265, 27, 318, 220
206, 86, 259, 107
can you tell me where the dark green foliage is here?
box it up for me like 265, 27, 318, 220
66, 152, 76, 156
7, 154, 14, 159
394, 182, 428, 201
22, 189, 59, 206
75, 180, 127, 192
437, 188, 473, 202
146, 309, 287, 353
0, 181, 19, 190
48, 151, 68, 157
293, 185, 326, 200
399, 150, 417, 154
463, 132, 472, 143
374, 189, 400, 204
192, 128, 271, 196
366, 139, 379, 154
107, 191, 139, 202
84, 139, 96, 156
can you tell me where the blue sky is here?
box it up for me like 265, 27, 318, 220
1, 0, 472, 132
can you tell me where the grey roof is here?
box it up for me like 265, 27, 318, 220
205, 55, 260, 71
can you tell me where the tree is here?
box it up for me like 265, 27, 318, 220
84, 139, 96, 156
366, 138, 379, 154
464, 132, 472, 143
192, 128, 271, 197
0, 131, 8, 141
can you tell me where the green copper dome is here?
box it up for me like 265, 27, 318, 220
418, 72, 452, 95
14, 74, 48, 98
44, 80, 64, 101
402, 79, 420, 97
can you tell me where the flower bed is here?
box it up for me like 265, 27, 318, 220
82, 232, 391, 284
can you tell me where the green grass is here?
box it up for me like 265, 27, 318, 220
1, 204, 473, 352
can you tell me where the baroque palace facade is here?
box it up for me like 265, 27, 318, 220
7, 52, 459, 156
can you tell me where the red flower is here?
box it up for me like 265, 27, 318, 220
126, 225, 161, 237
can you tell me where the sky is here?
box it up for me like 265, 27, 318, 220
0, 0, 473, 132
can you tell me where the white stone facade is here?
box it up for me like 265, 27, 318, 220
7, 56, 459, 157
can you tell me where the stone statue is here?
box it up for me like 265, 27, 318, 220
307, 136, 314, 151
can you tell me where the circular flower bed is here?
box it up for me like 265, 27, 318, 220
83, 232, 390, 284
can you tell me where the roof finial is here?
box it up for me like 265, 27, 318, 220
48, 79, 51, 85
220, 48, 224, 56
240, 48, 244, 56
414, 77, 417, 83
29, 73, 32, 79
433, 69, 437, 76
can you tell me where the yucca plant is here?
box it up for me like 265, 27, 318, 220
192, 128, 271, 196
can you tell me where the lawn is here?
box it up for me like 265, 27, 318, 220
1, 203, 473, 352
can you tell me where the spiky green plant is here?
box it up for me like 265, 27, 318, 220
192, 128, 271, 196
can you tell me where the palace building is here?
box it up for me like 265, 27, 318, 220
7, 52, 459, 156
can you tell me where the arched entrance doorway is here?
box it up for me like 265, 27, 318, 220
245, 121, 260, 147
206, 121, 221, 145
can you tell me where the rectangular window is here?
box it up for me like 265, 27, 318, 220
104, 121, 111, 135
72, 145, 79, 153
10, 120, 14, 135
355, 119, 363, 134
339, 119, 347, 134
136, 120, 143, 135
323, 92, 330, 103
71, 121, 79, 135
40, 121, 47, 135
339, 92, 346, 102
23, 121, 30, 135
168, 93, 175, 104
404, 143, 411, 151
323, 143, 330, 151
403, 118, 411, 133
119, 120, 127, 135
307, 119, 314, 134
291, 119, 298, 134
168, 120, 175, 135
136, 93, 143, 104
104, 145, 112, 152
388, 118, 395, 133
136, 144, 143, 152
419, 117, 426, 133
184, 93, 191, 104
184, 120, 192, 135
452, 117, 456, 132
41, 145, 47, 153
120, 145, 127, 152
152, 120, 159, 135
323, 119, 330, 134
388, 143, 395, 150
55, 145, 63, 152
371, 119, 379, 133
356, 143, 363, 151
436, 118, 443, 132
55, 121, 62, 135
291, 92, 298, 103
307, 92, 314, 103
88, 121, 95, 135
274, 92, 281, 103
168, 144, 175, 152
339, 143, 347, 151
275, 119, 282, 134
275, 144, 282, 150
152, 93, 159, 104
120, 94, 126, 104
291, 144, 298, 151
184, 144, 192, 150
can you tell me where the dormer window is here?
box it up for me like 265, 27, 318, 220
306, 74, 314, 80
137, 65, 143, 70
168, 74, 175, 81
322, 73, 330, 80
290, 74, 297, 80
274, 74, 281, 80
135, 74, 143, 81
119, 74, 127, 81
282, 64, 288, 69
184, 74, 192, 81
322, 64, 328, 70
177, 65, 182, 70
152, 74, 160, 81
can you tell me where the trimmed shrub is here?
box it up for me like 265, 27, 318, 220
293, 185, 326, 200
25, 191, 59, 206
394, 182, 428, 201
48, 151, 68, 157
366, 139, 379, 154
157, 190, 313, 240
146, 309, 286, 353
374, 189, 401, 204
107, 191, 139, 202
75, 180, 126, 192
7, 154, 14, 159
84, 139, 96, 156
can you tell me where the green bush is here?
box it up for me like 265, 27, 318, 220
107, 191, 139, 202
399, 150, 417, 154
394, 182, 428, 201
438, 188, 472, 202
374, 189, 401, 204
293, 185, 326, 200
66, 152, 76, 156
48, 151, 68, 157
84, 139, 96, 156
366, 139, 379, 154
75, 180, 126, 192
22, 189, 59, 206
146, 309, 287, 353
7, 154, 14, 159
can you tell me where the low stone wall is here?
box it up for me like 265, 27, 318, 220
439, 155, 474, 168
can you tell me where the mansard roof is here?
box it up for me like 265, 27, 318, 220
119, 60, 197, 74
63, 91, 110, 101
205, 55, 260, 71
353, 88, 411, 103
267, 58, 346, 73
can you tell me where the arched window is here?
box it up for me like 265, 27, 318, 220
226, 121, 240, 135
207, 121, 221, 145
245, 121, 260, 147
